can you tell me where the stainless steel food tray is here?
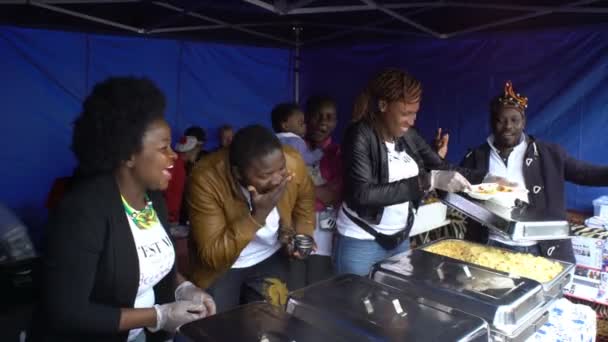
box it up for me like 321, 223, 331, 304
421, 238, 574, 300
287, 274, 489, 342
370, 247, 547, 338
177, 302, 354, 342
490, 299, 552, 342
439, 191, 570, 241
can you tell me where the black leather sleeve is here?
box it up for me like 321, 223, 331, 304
459, 149, 486, 184
343, 123, 422, 209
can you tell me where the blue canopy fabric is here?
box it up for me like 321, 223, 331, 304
0, 26, 292, 238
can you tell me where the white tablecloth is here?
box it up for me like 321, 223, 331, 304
527, 298, 596, 342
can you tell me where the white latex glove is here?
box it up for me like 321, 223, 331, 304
175, 281, 217, 316
151, 300, 205, 333
430, 170, 472, 193
483, 174, 520, 187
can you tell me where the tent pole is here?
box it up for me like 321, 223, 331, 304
242, 0, 283, 14
360, 0, 444, 38
147, 25, 227, 34
30, 1, 143, 33
146, 22, 281, 35
31, 0, 138, 3
288, 0, 318, 11
403, 2, 608, 14
444, 0, 601, 38
293, 25, 302, 104
289, 3, 436, 15
154, 1, 294, 46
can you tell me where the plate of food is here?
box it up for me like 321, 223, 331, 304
466, 182, 529, 205
466, 183, 499, 200
490, 185, 529, 207
496, 184, 523, 193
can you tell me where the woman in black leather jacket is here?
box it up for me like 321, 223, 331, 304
333, 68, 484, 276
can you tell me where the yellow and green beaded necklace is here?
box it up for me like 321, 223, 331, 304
121, 194, 158, 230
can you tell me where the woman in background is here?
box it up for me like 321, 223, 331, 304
304, 95, 341, 285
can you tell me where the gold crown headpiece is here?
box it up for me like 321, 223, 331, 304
498, 81, 528, 112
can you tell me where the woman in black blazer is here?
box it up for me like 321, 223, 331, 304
30, 77, 215, 342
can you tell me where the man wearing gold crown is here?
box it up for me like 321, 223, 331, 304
460, 81, 608, 262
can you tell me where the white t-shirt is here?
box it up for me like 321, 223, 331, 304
231, 188, 281, 268
337, 141, 419, 240
276, 132, 323, 166
126, 213, 175, 341
486, 134, 536, 247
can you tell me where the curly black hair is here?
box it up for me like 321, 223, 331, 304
229, 125, 282, 172
218, 124, 233, 134
305, 95, 336, 121
72, 76, 166, 177
271, 102, 301, 133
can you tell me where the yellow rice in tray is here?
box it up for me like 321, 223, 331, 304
424, 240, 563, 283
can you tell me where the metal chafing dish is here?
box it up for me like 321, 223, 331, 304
438, 191, 570, 241
178, 302, 353, 342
371, 248, 550, 342
286, 274, 489, 342
422, 238, 575, 300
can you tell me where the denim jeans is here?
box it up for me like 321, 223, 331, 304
333, 234, 410, 276
488, 239, 541, 255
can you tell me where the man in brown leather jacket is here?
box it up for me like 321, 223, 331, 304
187, 125, 315, 312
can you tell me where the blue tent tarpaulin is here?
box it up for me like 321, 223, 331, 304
0, 26, 293, 238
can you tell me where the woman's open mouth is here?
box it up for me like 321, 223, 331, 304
162, 164, 173, 180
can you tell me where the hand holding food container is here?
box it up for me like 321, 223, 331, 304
292, 234, 315, 258
175, 281, 217, 316
280, 228, 316, 260
429, 170, 472, 192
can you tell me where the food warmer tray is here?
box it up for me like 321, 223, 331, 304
177, 302, 354, 342
287, 274, 489, 342
370, 248, 549, 341
438, 191, 570, 241
421, 238, 574, 300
